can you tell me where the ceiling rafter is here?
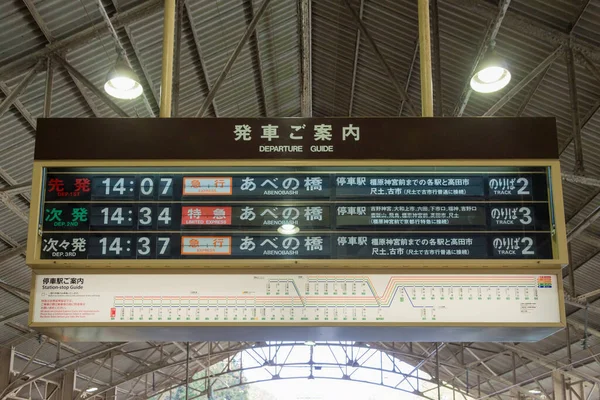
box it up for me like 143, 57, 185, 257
246, 0, 269, 117
184, 0, 220, 117
1, 3, 600, 400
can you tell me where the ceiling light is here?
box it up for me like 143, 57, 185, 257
528, 389, 542, 394
470, 52, 511, 93
85, 387, 98, 393
278, 224, 299, 235
304, 341, 316, 346
104, 55, 143, 100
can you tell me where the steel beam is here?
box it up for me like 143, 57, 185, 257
0, 347, 13, 393
246, 0, 269, 116
300, 0, 312, 117
106, 387, 117, 400
0, 81, 36, 129
0, 63, 41, 118
195, 0, 271, 117
563, 291, 600, 317
558, 51, 600, 155
516, 65, 549, 116
0, 281, 29, 303
0, 182, 31, 196
46, 383, 59, 400
483, 46, 563, 116
417, 343, 535, 400
568, 206, 600, 242
577, 288, 600, 302
73, 355, 109, 400
52, 56, 129, 118
93, 344, 250, 399
23, 0, 54, 41
341, 0, 418, 116
418, 0, 433, 117
60, 371, 75, 400
579, 52, 600, 85
172, 0, 184, 117
0, 0, 164, 80
560, 102, 600, 156
159, 0, 176, 118
399, 39, 419, 116
454, 0, 511, 116
566, 44, 584, 174
431, 0, 443, 116
0, 193, 28, 222
0, 343, 125, 398
513, 352, 552, 400
27, 0, 113, 120
569, 242, 576, 296
562, 174, 600, 188
444, 0, 600, 64
348, 0, 365, 117
503, 345, 600, 386
43, 58, 53, 118
554, 371, 567, 400
0, 229, 20, 249
184, 1, 219, 117
68, 74, 103, 117
0, 309, 29, 324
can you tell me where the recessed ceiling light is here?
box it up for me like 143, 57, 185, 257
104, 55, 143, 100
86, 387, 98, 393
470, 52, 511, 93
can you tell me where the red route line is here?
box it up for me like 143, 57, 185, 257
113, 277, 541, 306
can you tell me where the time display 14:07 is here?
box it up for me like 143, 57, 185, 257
93, 176, 173, 198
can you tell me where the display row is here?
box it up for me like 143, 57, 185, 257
42, 203, 552, 231
39, 232, 553, 260
43, 172, 549, 201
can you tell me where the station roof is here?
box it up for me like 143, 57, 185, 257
1, 0, 600, 398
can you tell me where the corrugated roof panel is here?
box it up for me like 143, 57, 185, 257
35, 0, 104, 41
312, 0, 358, 116
0, 0, 47, 65
0, 256, 30, 289
21, 67, 96, 118
114, 0, 148, 10
186, 0, 262, 117
574, 1, 600, 47
0, 206, 28, 243
253, 0, 300, 117
0, 144, 34, 187
0, 110, 34, 154
508, 0, 582, 32
0, 315, 31, 345
350, 0, 426, 117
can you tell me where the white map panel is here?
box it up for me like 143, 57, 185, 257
32, 274, 561, 325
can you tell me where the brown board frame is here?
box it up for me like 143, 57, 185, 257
28, 267, 566, 342
26, 159, 568, 269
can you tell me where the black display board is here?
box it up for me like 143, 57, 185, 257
38, 166, 555, 261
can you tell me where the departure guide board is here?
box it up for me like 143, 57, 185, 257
29, 165, 562, 265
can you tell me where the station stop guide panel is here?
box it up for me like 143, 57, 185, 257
27, 117, 567, 342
